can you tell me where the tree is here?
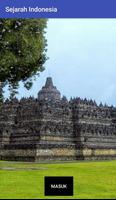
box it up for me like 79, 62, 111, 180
0, 19, 48, 101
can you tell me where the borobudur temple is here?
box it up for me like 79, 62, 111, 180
0, 77, 116, 161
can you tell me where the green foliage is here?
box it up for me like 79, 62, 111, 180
0, 19, 48, 99
0, 82, 4, 102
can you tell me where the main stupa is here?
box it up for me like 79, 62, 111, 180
38, 77, 61, 101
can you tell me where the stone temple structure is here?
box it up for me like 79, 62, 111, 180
0, 77, 116, 161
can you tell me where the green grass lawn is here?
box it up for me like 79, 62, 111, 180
0, 160, 116, 199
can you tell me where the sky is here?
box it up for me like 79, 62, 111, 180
4, 19, 116, 106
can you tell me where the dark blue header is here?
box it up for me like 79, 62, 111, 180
0, 0, 116, 18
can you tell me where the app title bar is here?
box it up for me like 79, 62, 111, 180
0, 0, 116, 18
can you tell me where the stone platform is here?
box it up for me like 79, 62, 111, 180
0, 77, 116, 161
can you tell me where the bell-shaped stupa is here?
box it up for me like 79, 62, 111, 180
38, 77, 61, 101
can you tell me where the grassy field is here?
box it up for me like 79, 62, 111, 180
0, 160, 116, 199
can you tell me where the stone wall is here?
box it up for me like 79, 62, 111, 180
0, 77, 116, 162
